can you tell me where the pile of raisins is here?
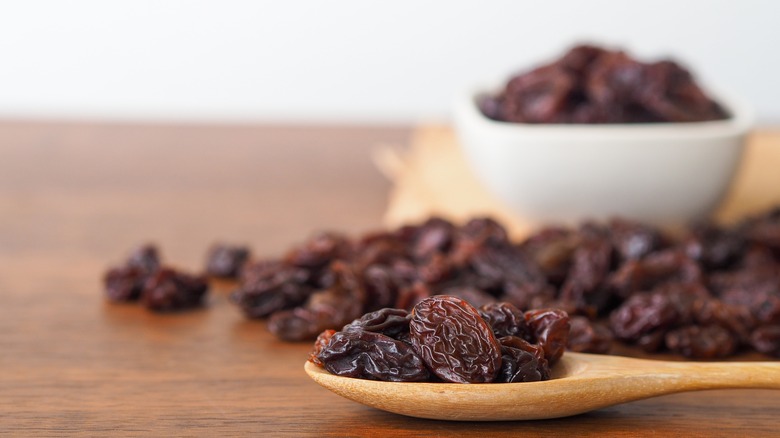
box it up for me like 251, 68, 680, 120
310, 296, 568, 383
231, 208, 780, 359
479, 44, 728, 124
104, 244, 228, 311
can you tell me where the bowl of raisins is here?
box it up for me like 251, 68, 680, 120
454, 44, 752, 228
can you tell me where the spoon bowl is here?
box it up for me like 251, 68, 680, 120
305, 353, 780, 421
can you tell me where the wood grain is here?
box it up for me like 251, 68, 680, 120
0, 121, 778, 436
305, 353, 780, 421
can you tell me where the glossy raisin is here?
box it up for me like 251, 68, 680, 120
496, 336, 550, 383
410, 296, 502, 383
342, 308, 411, 339
309, 329, 336, 366
479, 302, 530, 339
524, 309, 570, 366
316, 330, 430, 382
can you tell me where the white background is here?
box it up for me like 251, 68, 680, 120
0, 1, 778, 123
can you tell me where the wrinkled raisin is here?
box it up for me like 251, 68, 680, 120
479, 302, 530, 339
410, 296, 502, 383
309, 329, 336, 366
342, 308, 411, 339
316, 330, 430, 382
524, 309, 570, 365
496, 336, 550, 383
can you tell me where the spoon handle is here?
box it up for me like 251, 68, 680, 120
658, 361, 780, 391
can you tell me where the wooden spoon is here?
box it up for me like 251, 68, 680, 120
304, 352, 780, 421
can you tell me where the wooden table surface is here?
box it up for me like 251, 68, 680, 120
1, 121, 778, 437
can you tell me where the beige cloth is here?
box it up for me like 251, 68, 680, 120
378, 125, 780, 238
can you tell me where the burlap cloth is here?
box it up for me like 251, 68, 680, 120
377, 125, 780, 238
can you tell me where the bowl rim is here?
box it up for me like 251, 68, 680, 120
457, 85, 753, 139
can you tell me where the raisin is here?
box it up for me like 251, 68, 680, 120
609, 291, 678, 341
309, 329, 336, 366
285, 232, 351, 269
104, 244, 161, 302
205, 244, 250, 278
269, 261, 366, 341
524, 309, 570, 365
559, 228, 613, 314
496, 336, 550, 383
104, 266, 146, 302
316, 330, 430, 382
267, 308, 325, 342
665, 325, 737, 359
342, 308, 411, 339
608, 218, 663, 262
410, 217, 454, 261
607, 249, 701, 298
479, 302, 530, 339
231, 261, 312, 318
750, 325, 780, 357
410, 296, 502, 383
141, 268, 209, 312
520, 227, 576, 285
127, 244, 160, 273
481, 44, 726, 124
567, 316, 613, 354
685, 223, 745, 270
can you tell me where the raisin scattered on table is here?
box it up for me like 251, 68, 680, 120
205, 244, 250, 278
213, 204, 780, 359
567, 316, 613, 354
104, 244, 161, 302
142, 268, 209, 312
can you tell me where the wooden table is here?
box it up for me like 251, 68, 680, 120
1, 121, 778, 436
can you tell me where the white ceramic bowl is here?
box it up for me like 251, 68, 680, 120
454, 87, 753, 227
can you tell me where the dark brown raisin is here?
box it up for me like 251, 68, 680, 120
524, 309, 570, 366
342, 308, 411, 339
567, 316, 613, 354
316, 330, 430, 382
231, 261, 312, 318
205, 244, 250, 278
750, 325, 780, 357
665, 325, 737, 359
104, 266, 146, 302
410, 296, 502, 383
127, 244, 160, 273
285, 232, 351, 269
609, 291, 678, 341
479, 302, 530, 339
141, 268, 208, 312
496, 336, 550, 383
309, 329, 336, 366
